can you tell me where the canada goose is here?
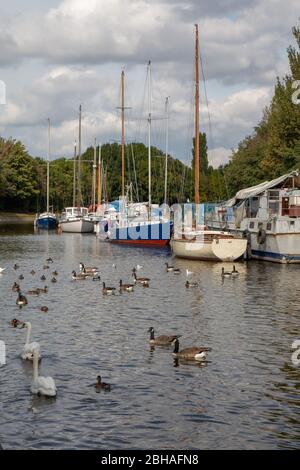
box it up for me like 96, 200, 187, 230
185, 280, 199, 288
51, 277, 57, 283
46, 258, 53, 263
20, 322, 41, 361
148, 327, 181, 346
43, 265, 49, 270
172, 338, 211, 361
72, 270, 88, 281
132, 271, 150, 286
37, 286, 48, 294
13, 264, 19, 270
102, 282, 116, 295
27, 289, 40, 296
52, 270, 58, 276
16, 292, 28, 308
12, 282, 20, 292
119, 280, 134, 292
173, 268, 181, 275
0, 267, 6, 273
30, 270, 36, 275
18, 274, 24, 280
40, 306, 49, 312
221, 267, 232, 278
231, 265, 240, 277
79, 262, 99, 275
31, 347, 56, 397
40, 275, 46, 281
165, 262, 174, 272
95, 375, 111, 392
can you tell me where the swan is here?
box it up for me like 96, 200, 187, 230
31, 347, 56, 397
186, 269, 194, 276
20, 322, 41, 361
0, 267, 6, 274
135, 264, 143, 270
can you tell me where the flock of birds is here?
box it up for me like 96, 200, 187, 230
0, 258, 240, 399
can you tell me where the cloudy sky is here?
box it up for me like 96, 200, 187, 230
0, 0, 298, 167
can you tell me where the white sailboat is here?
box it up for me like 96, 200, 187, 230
171, 25, 247, 261
60, 105, 94, 234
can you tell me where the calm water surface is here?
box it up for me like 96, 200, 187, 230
0, 224, 300, 449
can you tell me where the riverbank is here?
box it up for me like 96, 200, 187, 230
0, 212, 35, 224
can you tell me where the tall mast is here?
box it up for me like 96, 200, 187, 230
46, 118, 50, 213
164, 97, 169, 205
73, 140, 77, 207
194, 24, 199, 221
121, 70, 125, 200
97, 144, 102, 207
148, 61, 152, 220
77, 104, 82, 206
93, 138, 97, 210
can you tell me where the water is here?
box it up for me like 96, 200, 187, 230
0, 224, 300, 449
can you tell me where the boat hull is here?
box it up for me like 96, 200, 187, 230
171, 235, 247, 261
35, 213, 57, 230
60, 219, 94, 233
107, 221, 171, 246
249, 231, 300, 263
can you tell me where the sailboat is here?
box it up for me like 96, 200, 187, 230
107, 66, 172, 246
171, 25, 247, 261
60, 105, 94, 233
34, 119, 58, 230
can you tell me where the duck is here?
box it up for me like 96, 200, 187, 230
31, 346, 56, 397
40, 306, 49, 313
173, 268, 181, 275
18, 274, 24, 280
40, 275, 46, 281
13, 264, 19, 270
172, 338, 211, 361
51, 277, 57, 283
221, 267, 232, 278
148, 327, 181, 346
43, 265, 49, 270
79, 262, 99, 275
16, 292, 28, 308
27, 289, 40, 296
185, 280, 199, 288
30, 270, 36, 276
119, 280, 134, 292
72, 270, 88, 281
95, 375, 111, 392
52, 270, 58, 276
46, 258, 53, 263
132, 271, 150, 287
12, 282, 20, 292
0, 267, 6, 273
37, 286, 48, 294
165, 262, 174, 272
102, 282, 116, 295
10, 318, 22, 328
92, 274, 101, 281
231, 265, 240, 277
20, 322, 41, 361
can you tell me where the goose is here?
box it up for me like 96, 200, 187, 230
132, 271, 150, 286
16, 292, 28, 308
231, 265, 240, 277
30, 270, 36, 276
102, 282, 116, 295
10, 318, 22, 328
0, 267, 6, 273
186, 269, 194, 276
51, 277, 57, 283
37, 286, 48, 294
185, 280, 199, 288
172, 338, 211, 361
119, 280, 134, 292
27, 289, 40, 296
20, 322, 41, 361
12, 282, 20, 292
173, 268, 181, 275
95, 375, 111, 392
40, 275, 46, 281
79, 262, 99, 275
112, 264, 117, 269
13, 264, 19, 270
31, 346, 56, 397
148, 327, 181, 346
46, 258, 53, 263
18, 274, 24, 280
165, 262, 174, 272
92, 274, 101, 281
52, 270, 58, 276
72, 270, 88, 281
221, 267, 232, 278
43, 265, 49, 270
40, 306, 49, 312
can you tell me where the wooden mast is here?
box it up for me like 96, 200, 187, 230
195, 24, 199, 225
164, 97, 169, 205
97, 144, 101, 208
121, 70, 125, 200
93, 138, 97, 210
77, 104, 82, 207
148, 61, 152, 221
46, 118, 50, 213
73, 140, 77, 207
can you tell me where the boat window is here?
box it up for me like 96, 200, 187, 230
249, 197, 259, 218
268, 190, 280, 215
249, 221, 254, 229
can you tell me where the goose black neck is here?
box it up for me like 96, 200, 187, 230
173, 340, 179, 353
150, 330, 154, 340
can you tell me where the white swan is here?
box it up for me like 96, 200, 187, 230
0, 267, 6, 273
31, 347, 56, 397
21, 322, 41, 361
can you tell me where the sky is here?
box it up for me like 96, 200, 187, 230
0, 0, 298, 168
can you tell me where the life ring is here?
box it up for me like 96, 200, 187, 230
257, 228, 266, 244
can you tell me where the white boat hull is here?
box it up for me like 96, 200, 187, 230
171, 236, 247, 261
249, 231, 300, 263
60, 219, 94, 233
